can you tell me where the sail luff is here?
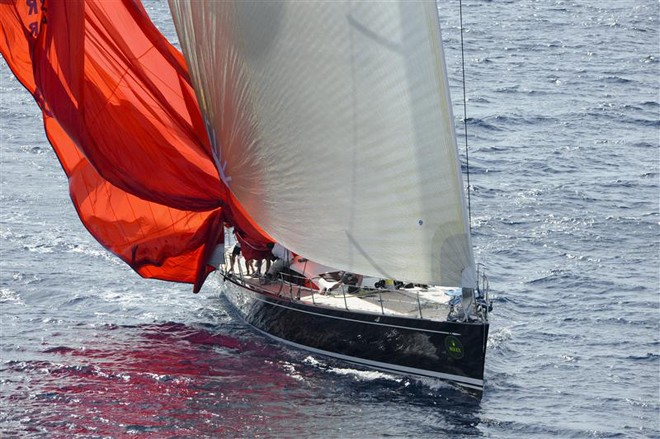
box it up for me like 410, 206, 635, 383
424, 2, 477, 287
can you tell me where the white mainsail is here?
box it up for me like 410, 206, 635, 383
169, 1, 476, 287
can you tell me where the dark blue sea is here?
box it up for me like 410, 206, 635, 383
1, 1, 658, 437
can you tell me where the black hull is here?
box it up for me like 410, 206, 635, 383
222, 278, 489, 394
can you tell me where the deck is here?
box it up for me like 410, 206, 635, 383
222, 269, 458, 323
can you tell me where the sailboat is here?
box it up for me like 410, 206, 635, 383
168, 1, 492, 394
1, 0, 491, 394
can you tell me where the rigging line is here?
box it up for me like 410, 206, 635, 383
458, 0, 472, 232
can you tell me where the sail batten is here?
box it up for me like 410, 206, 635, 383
170, 0, 475, 286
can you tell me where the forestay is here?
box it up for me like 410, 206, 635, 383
169, 1, 476, 287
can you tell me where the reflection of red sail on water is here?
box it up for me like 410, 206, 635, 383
5, 323, 301, 436
0, 0, 270, 292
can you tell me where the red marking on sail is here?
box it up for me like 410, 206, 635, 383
0, 0, 271, 292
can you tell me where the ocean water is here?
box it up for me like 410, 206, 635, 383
1, 0, 658, 437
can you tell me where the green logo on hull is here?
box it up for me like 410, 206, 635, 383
445, 336, 464, 359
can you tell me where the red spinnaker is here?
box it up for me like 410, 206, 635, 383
0, 0, 271, 292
